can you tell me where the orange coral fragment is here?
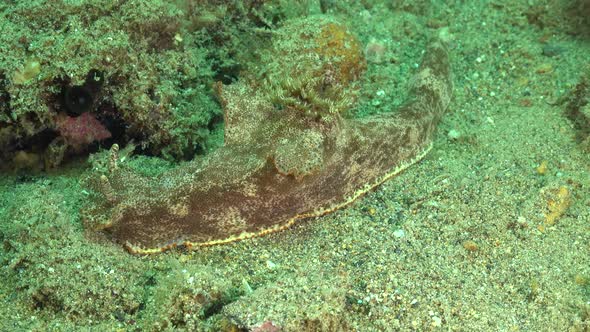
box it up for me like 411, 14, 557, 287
462, 240, 479, 252
536, 160, 548, 175
316, 22, 367, 83
544, 185, 572, 225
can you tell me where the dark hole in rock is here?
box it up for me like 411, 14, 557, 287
213, 63, 241, 84
27, 70, 128, 168
61, 69, 106, 116
64, 85, 94, 116
98, 111, 127, 148
0, 74, 10, 120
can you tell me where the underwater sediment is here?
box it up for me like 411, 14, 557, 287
1, 1, 589, 331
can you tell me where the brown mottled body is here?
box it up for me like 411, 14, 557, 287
84, 38, 452, 254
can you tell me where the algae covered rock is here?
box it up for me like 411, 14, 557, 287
0, 0, 235, 169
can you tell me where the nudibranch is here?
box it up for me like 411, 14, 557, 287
83, 17, 452, 254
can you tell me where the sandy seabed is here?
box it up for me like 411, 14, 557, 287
1, 1, 589, 331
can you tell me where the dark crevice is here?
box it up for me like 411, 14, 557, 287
0, 74, 10, 120
565, 74, 590, 145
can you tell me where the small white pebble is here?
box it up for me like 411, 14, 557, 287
376, 90, 385, 97
432, 316, 442, 327
360, 10, 371, 20
266, 260, 276, 269
447, 129, 461, 140
48, 267, 55, 273
393, 229, 405, 238
490, 91, 496, 97
241, 278, 253, 294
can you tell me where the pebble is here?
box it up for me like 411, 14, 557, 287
447, 129, 461, 140
432, 316, 442, 327
266, 260, 276, 269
